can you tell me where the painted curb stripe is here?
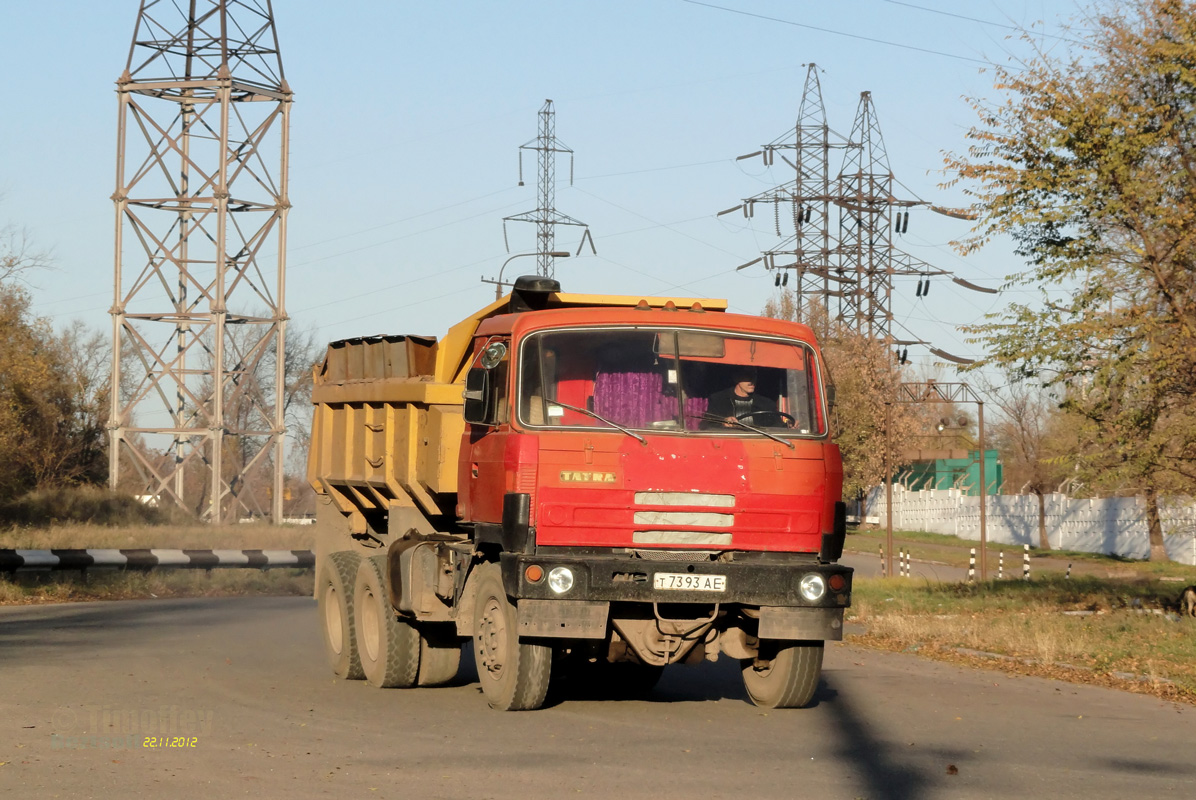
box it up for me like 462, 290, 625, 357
0, 549, 315, 573
15, 550, 59, 569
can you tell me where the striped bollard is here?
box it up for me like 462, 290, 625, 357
998, 551, 1004, 580
1065, 562, 1072, 580
880, 544, 886, 578
1023, 544, 1030, 581
968, 548, 976, 583
899, 548, 906, 578
904, 549, 910, 578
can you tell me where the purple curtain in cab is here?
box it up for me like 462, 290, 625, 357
593, 372, 708, 429
684, 395, 708, 430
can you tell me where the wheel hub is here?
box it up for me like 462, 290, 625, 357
361, 588, 380, 661
477, 597, 508, 676
324, 584, 343, 655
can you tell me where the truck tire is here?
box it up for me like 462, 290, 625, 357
417, 627, 462, 687
740, 640, 823, 709
317, 551, 364, 680
471, 562, 551, 710
355, 555, 421, 688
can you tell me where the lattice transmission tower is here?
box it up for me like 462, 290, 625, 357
110, 0, 292, 523
720, 64, 848, 321
726, 73, 992, 361
504, 99, 594, 279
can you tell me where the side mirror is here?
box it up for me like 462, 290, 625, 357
826, 384, 837, 412
463, 368, 490, 423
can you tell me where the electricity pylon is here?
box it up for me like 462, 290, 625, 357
504, 99, 594, 279
110, 0, 292, 523
725, 71, 993, 361
721, 64, 848, 319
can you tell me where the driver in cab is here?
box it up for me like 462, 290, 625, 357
704, 367, 777, 428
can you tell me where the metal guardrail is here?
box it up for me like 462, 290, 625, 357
0, 549, 314, 573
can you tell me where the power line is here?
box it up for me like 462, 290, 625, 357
880, 0, 1085, 44
681, 0, 992, 65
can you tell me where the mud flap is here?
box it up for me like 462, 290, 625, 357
757, 607, 843, 641
819, 501, 847, 563
516, 599, 609, 639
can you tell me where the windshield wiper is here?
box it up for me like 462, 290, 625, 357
546, 400, 648, 445
691, 413, 795, 450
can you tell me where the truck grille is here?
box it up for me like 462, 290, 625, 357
633, 549, 716, 562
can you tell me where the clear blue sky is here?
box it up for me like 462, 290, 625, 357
0, 0, 1084, 369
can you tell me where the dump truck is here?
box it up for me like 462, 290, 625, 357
308, 276, 851, 710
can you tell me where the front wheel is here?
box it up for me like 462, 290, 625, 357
472, 563, 552, 710
740, 641, 823, 709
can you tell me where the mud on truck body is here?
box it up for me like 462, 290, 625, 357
308, 276, 851, 710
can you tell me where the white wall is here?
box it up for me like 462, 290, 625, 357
865, 486, 1196, 566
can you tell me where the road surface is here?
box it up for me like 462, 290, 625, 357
1, 597, 1191, 799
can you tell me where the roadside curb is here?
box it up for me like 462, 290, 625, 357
0, 549, 315, 573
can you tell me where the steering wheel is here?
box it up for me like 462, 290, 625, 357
736, 410, 796, 428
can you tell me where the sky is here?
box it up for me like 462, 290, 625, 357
0, 0, 1087, 373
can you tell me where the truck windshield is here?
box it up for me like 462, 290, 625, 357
517, 328, 826, 436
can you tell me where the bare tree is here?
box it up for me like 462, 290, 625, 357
978, 375, 1072, 549
1, 224, 51, 285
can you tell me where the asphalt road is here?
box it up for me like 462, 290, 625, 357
2, 597, 1192, 799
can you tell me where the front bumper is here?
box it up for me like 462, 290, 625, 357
499, 552, 852, 608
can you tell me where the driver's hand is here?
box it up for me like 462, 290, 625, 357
723, 417, 735, 427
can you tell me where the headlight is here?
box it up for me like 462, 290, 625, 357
547, 566, 575, 594
799, 573, 826, 602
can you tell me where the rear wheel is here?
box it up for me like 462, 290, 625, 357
355, 555, 421, 688
472, 563, 551, 710
317, 551, 364, 680
741, 640, 823, 709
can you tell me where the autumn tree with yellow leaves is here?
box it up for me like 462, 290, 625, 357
763, 293, 925, 504
949, 0, 1196, 560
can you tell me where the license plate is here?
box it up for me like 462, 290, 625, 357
653, 573, 727, 592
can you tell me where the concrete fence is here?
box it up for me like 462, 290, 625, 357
0, 549, 315, 573
866, 486, 1196, 566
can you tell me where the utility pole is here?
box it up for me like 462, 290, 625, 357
504, 99, 594, 279
110, 0, 292, 525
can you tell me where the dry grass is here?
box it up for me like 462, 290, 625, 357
0, 485, 193, 527
0, 521, 314, 551
850, 576, 1196, 702
0, 568, 313, 605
